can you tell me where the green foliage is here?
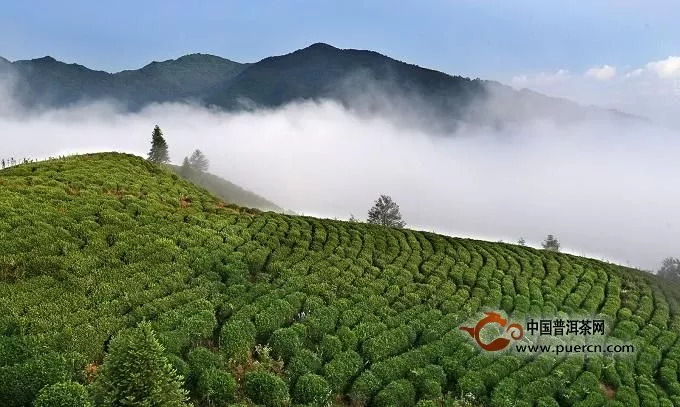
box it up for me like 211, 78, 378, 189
220, 320, 256, 363
349, 370, 384, 404
319, 334, 343, 362
287, 349, 323, 381
0, 350, 72, 407
269, 327, 302, 363
33, 381, 92, 407
367, 194, 406, 228
323, 351, 364, 393
1, 153, 680, 406
292, 373, 332, 406
147, 125, 170, 164
187, 346, 224, 374
91, 322, 190, 406
542, 234, 560, 252
169, 164, 281, 211
196, 368, 237, 405
373, 379, 417, 407
243, 371, 290, 407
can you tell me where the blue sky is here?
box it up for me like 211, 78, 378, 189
1, 0, 679, 80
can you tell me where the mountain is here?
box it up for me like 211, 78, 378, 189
2, 43, 641, 128
0, 152, 677, 405
4, 53, 246, 110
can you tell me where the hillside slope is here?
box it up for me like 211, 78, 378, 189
168, 164, 283, 212
0, 153, 678, 406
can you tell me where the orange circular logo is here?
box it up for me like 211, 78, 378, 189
460, 312, 524, 351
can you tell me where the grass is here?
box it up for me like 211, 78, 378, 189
1, 152, 679, 406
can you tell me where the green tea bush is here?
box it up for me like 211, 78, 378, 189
319, 334, 343, 362
196, 368, 236, 405
33, 381, 92, 407
292, 373, 332, 406
349, 370, 383, 404
372, 379, 416, 407
268, 327, 302, 363
243, 371, 290, 407
3, 153, 680, 406
287, 349, 323, 381
323, 351, 363, 392
220, 320, 256, 363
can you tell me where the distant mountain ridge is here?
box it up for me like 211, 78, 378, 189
0, 43, 642, 128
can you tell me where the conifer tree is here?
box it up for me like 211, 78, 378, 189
147, 125, 170, 164
92, 322, 190, 406
180, 156, 193, 178
188, 149, 209, 173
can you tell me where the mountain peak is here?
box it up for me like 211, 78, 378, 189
33, 56, 59, 64
306, 42, 337, 50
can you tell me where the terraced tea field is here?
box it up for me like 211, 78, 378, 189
1, 153, 679, 406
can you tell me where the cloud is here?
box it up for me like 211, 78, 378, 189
509, 56, 680, 127
625, 68, 644, 78
0, 78, 678, 272
586, 65, 617, 80
645, 56, 680, 78
511, 69, 570, 87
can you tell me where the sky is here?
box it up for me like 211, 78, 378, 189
1, 0, 679, 270
1, 0, 679, 77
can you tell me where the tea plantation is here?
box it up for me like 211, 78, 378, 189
1, 152, 679, 406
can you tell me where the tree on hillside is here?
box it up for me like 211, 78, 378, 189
180, 156, 194, 178
349, 214, 359, 223
367, 195, 406, 228
658, 257, 680, 280
148, 125, 170, 164
542, 234, 560, 252
188, 149, 209, 173
517, 237, 526, 246
92, 321, 190, 406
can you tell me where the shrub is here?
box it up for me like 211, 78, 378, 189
33, 382, 92, 407
535, 396, 559, 407
293, 373, 332, 406
319, 334, 343, 362
287, 349, 323, 381
243, 371, 290, 407
336, 325, 358, 350
349, 370, 383, 404
220, 320, 256, 363
372, 379, 416, 407
408, 364, 446, 399
269, 327, 302, 363
323, 351, 364, 392
361, 326, 412, 363
196, 368, 237, 405
458, 371, 487, 401
254, 299, 296, 338
0, 350, 71, 407
167, 354, 190, 382
187, 346, 224, 376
